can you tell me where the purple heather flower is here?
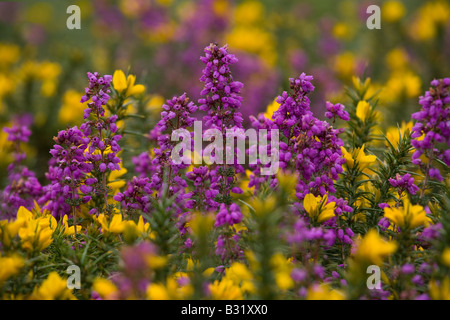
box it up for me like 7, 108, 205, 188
0, 120, 42, 220
291, 268, 307, 282
401, 264, 415, 275
248, 73, 350, 222
3, 124, 31, 143
198, 43, 244, 130
389, 173, 420, 195
412, 275, 424, 286
325, 101, 350, 121
410, 78, 450, 181
114, 176, 153, 214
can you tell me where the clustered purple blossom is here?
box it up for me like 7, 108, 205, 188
411, 78, 450, 182
113, 176, 152, 214
177, 44, 248, 261
194, 44, 245, 227
279, 75, 347, 199
198, 43, 244, 131
247, 74, 355, 266
215, 232, 242, 261
115, 93, 197, 230
248, 73, 351, 210
185, 166, 219, 211
80, 72, 121, 171
148, 93, 197, 191
132, 152, 155, 178
325, 101, 350, 122
79, 72, 122, 211
3, 123, 31, 144
1, 119, 42, 220
247, 115, 279, 190
39, 72, 121, 218
286, 216, 336, 247
39, 126, 91, 218
388, 173, 419, 195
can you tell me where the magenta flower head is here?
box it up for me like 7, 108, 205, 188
198, 43, 244, 130
411, 78, 450, 181
0, 120, 42, 220
3, 124, 31, 143
325, 101, 350, 121
388, 173, 419, 195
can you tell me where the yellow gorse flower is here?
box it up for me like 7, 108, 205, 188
270, 253, 294, 291
352, 229, 397, 265
188, 212, 215, 237
356, 100, 371, 122
385, 121, 413, 149
332, 22, 353, 40
0, 43, 20, 68
4, 206, 57, 253
334, 52, 355, 79
209, 278, 243, 300
429, 277, 450, 300
340, 144, 377, 171
382, 1, 406, 22
61, 215, 82, 236
226, 0, 276, 66
0, 254, 25, 284
147, 277, 193, 300
96, 214, 127, 234
30, 271, 76, 300
352, 76, 371, 98
383, 197, 430, 230
250, 195, 277, 218
108, 161, 127, 192
410, 1, 450, 41
303, 193, 336, 223
386, 48, 409, 71
92, 278, 118, 300
382, 71, 422, 100
442, 248, 450, 268
58, 89, 87, 124
224, 262, 255, 294
307, 283, 346, 300
113, 70, 146, 97
263, 98, 280, 120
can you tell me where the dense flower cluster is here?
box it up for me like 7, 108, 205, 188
411, 78, 450, 181
248, 74, 352, 223
113, 176, 153, 214
39, 126, 90, 218
149, 93, 197, 191
388, 173, 419, 196
1, 120, 41, 219
194, 44, 245, 227
199, 43, 244, 130
185, 166, 218, 211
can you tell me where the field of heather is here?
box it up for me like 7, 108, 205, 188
0, 0, 449, 302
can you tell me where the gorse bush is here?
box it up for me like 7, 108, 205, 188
0, 42, 449, 301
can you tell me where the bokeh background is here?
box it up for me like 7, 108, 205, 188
0, 0, 449, 185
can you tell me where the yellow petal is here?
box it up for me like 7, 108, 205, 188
128, 84, 146, 96
93, 278, 118, 299
442, 248, 450, 268
109, 214, 125, 233
126, 74, 136, 89
303, 193, 317, 216
113, 70, 127, 93
340, 146, 354, 168
356, 100, 371, 122
317, 209, 336, 223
